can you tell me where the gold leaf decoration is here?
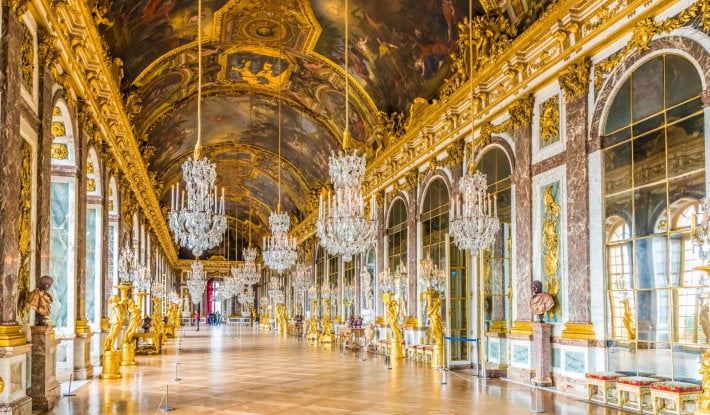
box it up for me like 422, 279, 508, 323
539, 95, 560, 144
51, 143, 68, 160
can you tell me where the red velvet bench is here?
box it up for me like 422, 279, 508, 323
585, 372, 624, 404
617, 376, 657, 411
649, 381, 702, 415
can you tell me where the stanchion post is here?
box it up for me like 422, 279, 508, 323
160, 384, 176, 412
63, 373, 76, 397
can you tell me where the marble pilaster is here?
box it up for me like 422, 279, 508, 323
406, 187, 417, 318
562, 92, 593, 332
375, 193, 386, 319
512, 122, 533, 328
72, 332, 94, 380
29, 326, 60, 411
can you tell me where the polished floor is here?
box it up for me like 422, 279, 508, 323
42, 326, 635, 415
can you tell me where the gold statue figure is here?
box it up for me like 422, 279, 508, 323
103, 295, 126, 352
426, 289, 444, 367
26, 275, 53, 326
621, 298, 636, 340
123, 299, 141, 345
384, 292, 403, 359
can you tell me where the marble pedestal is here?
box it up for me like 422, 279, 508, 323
73, 333, 94, 380
30, 326, 60, 411
531, 323, 553, 386
0, 326, 32, 414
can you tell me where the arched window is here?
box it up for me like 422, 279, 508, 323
386, 198, 408, 315
477, 147, 513, 333
85, 147, 102, 331
602, 54, 705, 379
49, 102, 76, 333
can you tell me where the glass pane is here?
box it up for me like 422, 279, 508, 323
673, 344, 702, 382
675, 287, 703, 344
634, 183, 668, 238
667, 113, 705, 178
632, 113, 664, 137
604, 141, 632, 194
634, 345, 672, 378
637, 290, 672, 342
605, 78, 631, 134
605, 192, 633, 239
667, 97, 702, 124
665, 55, 702, 108
635, 237, 668, 289
604, 127, 631, 148
633, 130, 666, 187
632, 56, 664, 122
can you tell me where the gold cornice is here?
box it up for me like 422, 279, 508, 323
34, 0, 179, 267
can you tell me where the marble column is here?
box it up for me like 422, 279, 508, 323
29, 326, 60, 411
35, 29, 57, 279
511, 117, 533, 334
406, 186, 418, 318
375, 192, 386, 320
72, 103, 93, 379
559, 59, 595, 340
0, 9, 34, 414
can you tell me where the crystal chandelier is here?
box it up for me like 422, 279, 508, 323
292, 263, 311, 295
263, 209, 298, 273
419, 256, 446, 291
316, 1, 375, 262
233, 246, 262, 286
379, 267, 394, 293
168, 291, 180, 305
307, 285, 318, 301
693, 197, 710, 261
168, 0, 226, 257
187, 260, 207, 304
450, 170, 500, 253
151, 280, 166, 300
238, 286, 255, 305
262, 39, 297, 273
117, 246, 138, 285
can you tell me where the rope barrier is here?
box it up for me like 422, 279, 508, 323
443, 336, 477, 342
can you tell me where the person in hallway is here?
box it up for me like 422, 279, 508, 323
195, 311, 200, 331
26, 275, 54, 326
215, 311, 221, 327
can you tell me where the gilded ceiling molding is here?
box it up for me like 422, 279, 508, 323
558, 57, 591, 100
593, 0, 710, 92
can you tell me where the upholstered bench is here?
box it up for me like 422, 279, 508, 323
617, 376, 657, 411
649, 381, 702, 415
585, 372, 624, 404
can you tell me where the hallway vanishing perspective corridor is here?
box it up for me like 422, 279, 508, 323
44, 327, 634, 415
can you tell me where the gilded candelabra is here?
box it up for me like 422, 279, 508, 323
383, 292, 403, 359
120, 297, 141, 366
425, 288, 444, 368
320, 299, 333, 343
276, 304, 288, 336
306, 299, 319, 340
698, 349, 710, 414
100, 283, 131, 379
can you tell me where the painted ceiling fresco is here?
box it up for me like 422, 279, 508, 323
96, 0, 553, 258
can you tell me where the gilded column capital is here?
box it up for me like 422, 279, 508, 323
508, 94, 535, 128
558, 57, 591, 101
402, 169, 418, 192
37, 28, 60, 68
446, 137, 465, 166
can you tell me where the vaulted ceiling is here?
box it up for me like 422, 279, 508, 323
95, 0, 520, 259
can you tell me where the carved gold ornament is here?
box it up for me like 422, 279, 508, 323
51, 121, 66, 137
87, 178, 96, 192
21, 24, 33, 94
50, 143, 68, 160
17, 142, 31, 321
539, 96, 560, 144
558, 57, 591, 100
86, 161, 94, 174
541, 184, 561, 320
